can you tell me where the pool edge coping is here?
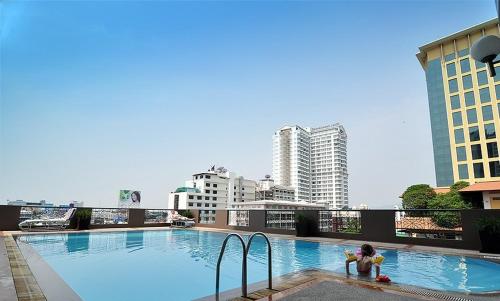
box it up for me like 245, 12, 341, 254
3, 234, 46, 301
16, 239, 82, 301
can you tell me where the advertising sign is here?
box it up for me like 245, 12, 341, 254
119, 190, 141, 208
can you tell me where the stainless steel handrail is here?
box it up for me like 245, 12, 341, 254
246, 232, 272, 290
215, 233, 247, 300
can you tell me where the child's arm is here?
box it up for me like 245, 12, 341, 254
375, 265, 380, 277
345, 258, 356, 274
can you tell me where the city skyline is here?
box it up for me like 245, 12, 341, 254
1, 1, 497, 208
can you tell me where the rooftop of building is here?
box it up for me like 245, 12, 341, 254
272, 185, 296, 191
174, 187, 201, 193
459, 180, 500, 192
416, 18, 498, 68
276, 125, 310, 133
311, 123, 344, 133
192, 171, 229, 179
275, 123, 345, 135
396, 216, 462, 231
434, 187, 451, 194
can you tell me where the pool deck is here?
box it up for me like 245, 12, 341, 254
276, 280, 427, 301
275, 279, 495, 301
0, 235, 17, 301
1, 227, 500, 301
198, 268, 500, 301
269, 270, 500, 301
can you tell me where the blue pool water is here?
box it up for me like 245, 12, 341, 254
18, 229, 500, 300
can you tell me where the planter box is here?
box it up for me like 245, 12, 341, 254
296, 224, 308, 237
479, 230, 500, 254
77, 218, 91, 230
295, 219, 318, 237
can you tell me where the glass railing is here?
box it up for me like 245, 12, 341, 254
265, 210, 295, 230
144, 209, 171, 224
227, 210, 249, 227
319, 210, 361, 233
19, 206, 72, 222
395, 210, 463, 240
198, 210, 216, 224
90, 208, 129, 225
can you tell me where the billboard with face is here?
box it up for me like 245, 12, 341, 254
119, 190, 141, 208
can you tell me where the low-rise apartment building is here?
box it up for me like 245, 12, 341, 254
256, 176, 295, 202
167, 168, 256, 223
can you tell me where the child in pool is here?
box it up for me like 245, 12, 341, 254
345, 244, 380, 277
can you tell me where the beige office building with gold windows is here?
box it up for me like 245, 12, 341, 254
417, 19, 500, 190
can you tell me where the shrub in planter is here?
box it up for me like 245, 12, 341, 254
179, 210, 194, 219
476, 217, 500, 254
72, 208, 92, 230
295, 214, 307, 237
295, 213, 318, 237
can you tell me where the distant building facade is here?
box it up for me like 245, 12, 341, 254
7, 200, 54, 207
167, 167, 256, 223
272, 125, 311, 202
256, 176, 295, 202
352, 203, 368, 210
61, 201, 84, 208
231, 200, 327, 210
272, 124, 348, 209
7, 200, 83, 207
417, 19, 500, 186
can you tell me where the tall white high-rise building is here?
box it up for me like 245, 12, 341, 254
272, 125, 312, 202
311, 125, 348, 209
272, 124, 348, 209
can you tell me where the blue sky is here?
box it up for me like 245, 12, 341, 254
0, 0, 497, 208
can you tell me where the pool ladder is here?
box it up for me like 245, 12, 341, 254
215, 232, 272, 300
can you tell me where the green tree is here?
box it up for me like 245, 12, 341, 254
401, 184, 436, 210
179, 210, 194, 219
340, 218, 361, 233
428, 186, 472, 228
449, 181, 469, 192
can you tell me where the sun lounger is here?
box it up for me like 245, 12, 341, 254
170, 211, 196, 227
19, 208, 77, 231
172, 219, 196, 227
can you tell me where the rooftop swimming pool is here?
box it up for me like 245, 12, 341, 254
17, 229, 500, 300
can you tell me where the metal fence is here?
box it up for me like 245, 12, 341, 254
319, 210, 362, 233
227, 210, 249, 227
395, 210, 463, 240
265, 210, 295, 230
90, 209, 129, 225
